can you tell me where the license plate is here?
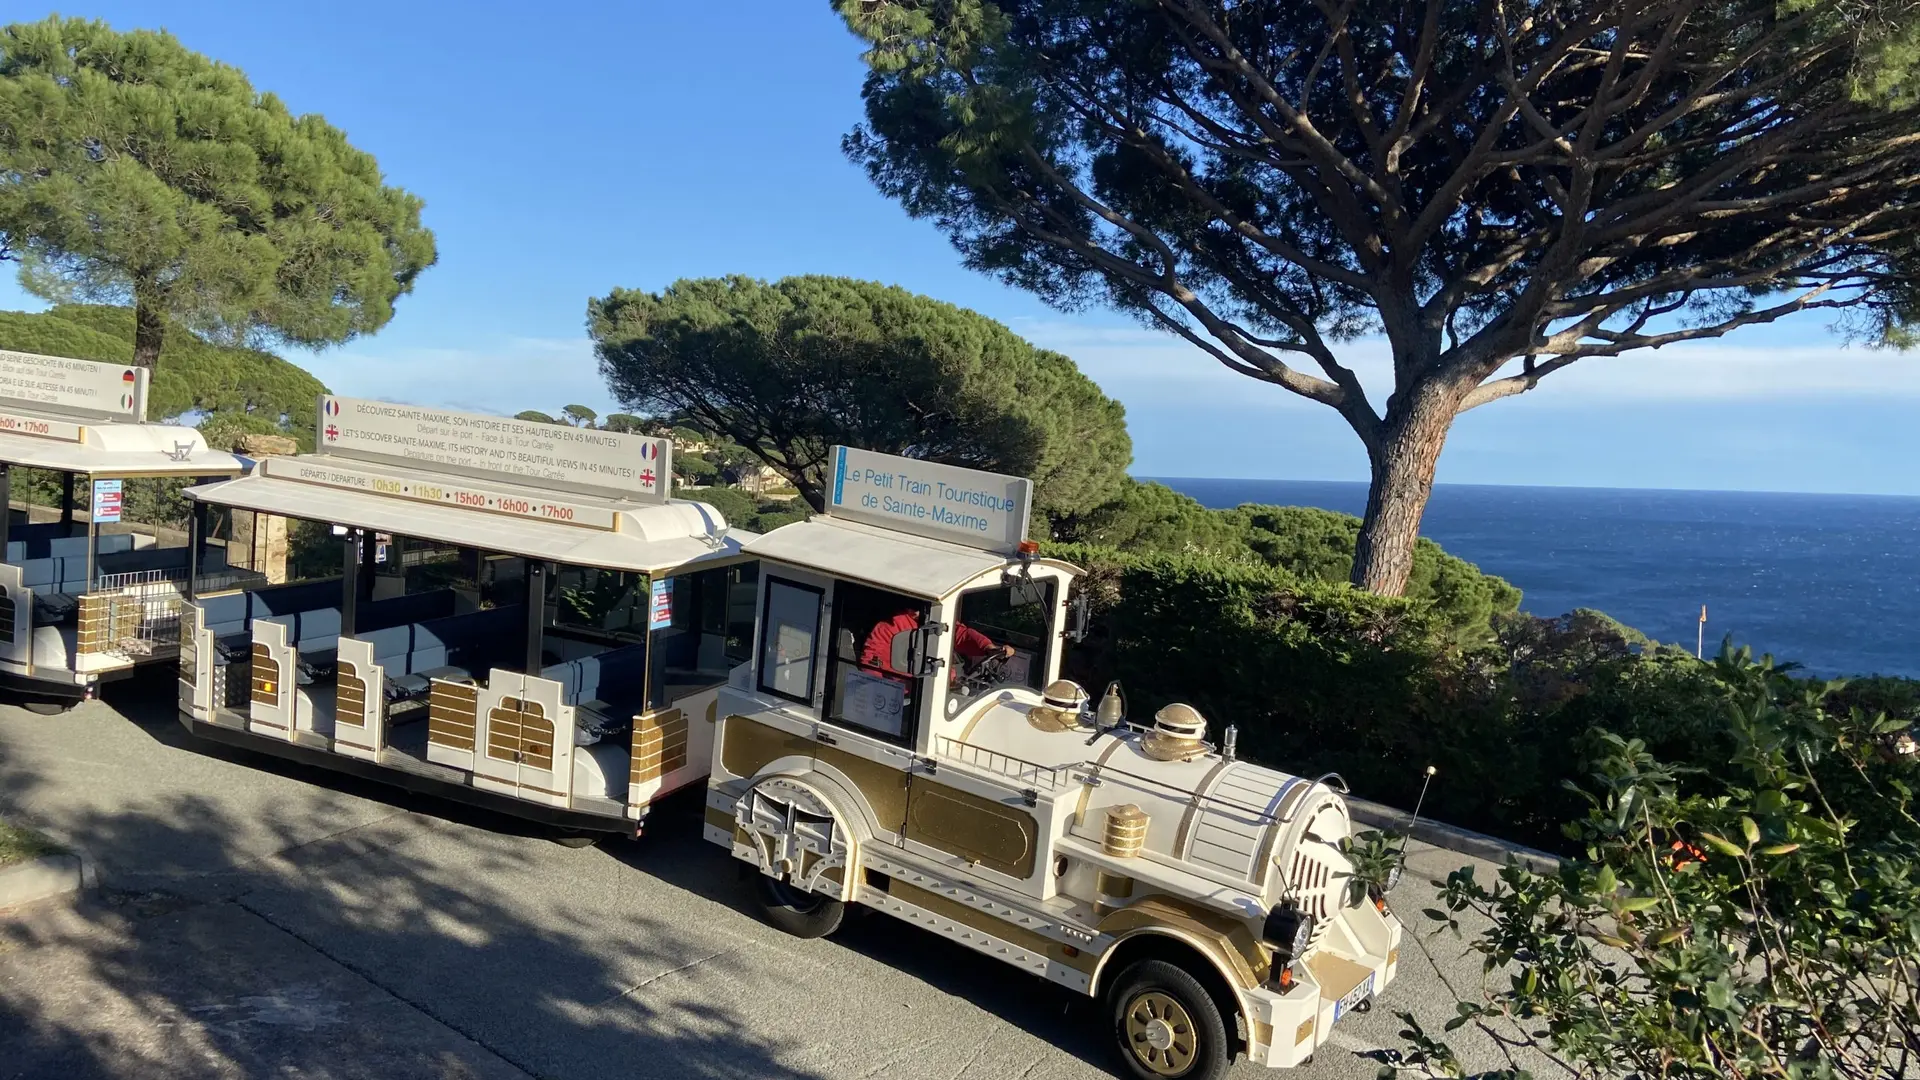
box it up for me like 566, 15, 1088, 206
1334, 972, 1376, 1021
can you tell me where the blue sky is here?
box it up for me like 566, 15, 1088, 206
4, 1, 1917, 495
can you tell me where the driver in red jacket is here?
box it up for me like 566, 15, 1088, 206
862, 609, 1014, 678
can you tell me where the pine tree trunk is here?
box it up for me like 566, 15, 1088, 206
131, 296, 166, 369
1350, 381, 1463, 595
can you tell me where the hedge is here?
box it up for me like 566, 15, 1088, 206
1044, 543, 1918, 852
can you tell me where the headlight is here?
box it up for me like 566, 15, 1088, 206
1261, 903, 1315, 960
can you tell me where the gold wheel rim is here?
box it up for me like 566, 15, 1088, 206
1123, 990, 1199, 1077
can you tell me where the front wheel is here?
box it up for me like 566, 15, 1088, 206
1107, 959, 1232, 1080
751, 872, 845, 939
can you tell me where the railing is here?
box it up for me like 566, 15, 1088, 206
94, 566, 269, 659
937, 729, 1326, 827
936, 736, 1072, 789
1080, 756, 1317, 827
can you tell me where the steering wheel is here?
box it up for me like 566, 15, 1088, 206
955, 650, 1011, 697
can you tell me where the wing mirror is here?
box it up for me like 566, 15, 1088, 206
1066, 591, 1091, 643
901, 621, 948, 678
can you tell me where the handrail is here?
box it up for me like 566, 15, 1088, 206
936, 730, 1325, 827
1074, 757, 1318, 827
935, 736, 1070, 789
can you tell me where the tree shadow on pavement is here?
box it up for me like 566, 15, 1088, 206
620, 793, 1121, 1077
4, 674, 1139, 1079
0, 685, 834, 1080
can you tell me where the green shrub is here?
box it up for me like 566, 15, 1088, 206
1399, 648, 1920, 1080
1227, 504, 1521, 641
1044, 542, 1917, 852
677, 486, 755, 527
1058, 482, 1520, 641
676, 487, 810, 535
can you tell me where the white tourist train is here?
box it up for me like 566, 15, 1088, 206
0, 350, 249, 710
174, 395, 755, 834
165, 402, 1400, 1076
706, 447, 1402, 1080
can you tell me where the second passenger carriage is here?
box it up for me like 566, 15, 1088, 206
175, 395, 754, 832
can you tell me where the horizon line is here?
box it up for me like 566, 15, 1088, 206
1139, 475, 1920, 502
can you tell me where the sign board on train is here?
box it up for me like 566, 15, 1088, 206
261, 456, 623, 529
825, 445, 1032, 554
92, 478, 123, 523
0, 351, 148, 422
315, 396, 672, 503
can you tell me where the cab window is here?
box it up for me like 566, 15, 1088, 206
953, 576, 1056, 693
758, 578, 822, 703
824, 579, 927, 744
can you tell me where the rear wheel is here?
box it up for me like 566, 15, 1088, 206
752, 872, 845, 939
22, 700, 75, 716
1107, 959, 1232, 1080
550, 833, 598, 849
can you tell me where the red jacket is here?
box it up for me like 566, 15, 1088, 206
861, 611, 996, 675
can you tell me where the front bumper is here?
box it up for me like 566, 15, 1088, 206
1241, 906, 1403, 1067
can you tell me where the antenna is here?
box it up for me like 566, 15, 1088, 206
1397, 765, 1437, 861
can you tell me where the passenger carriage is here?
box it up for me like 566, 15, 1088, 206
707, 448, 1403, 1079
175, 395, 755, 835
0, 350, 249, 709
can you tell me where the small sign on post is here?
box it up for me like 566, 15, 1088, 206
1697, 604, 1707, 659
92, 478, 123, 524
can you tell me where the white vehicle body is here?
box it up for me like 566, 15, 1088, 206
707, 448, 1401, 1073
0, 350, 249, 703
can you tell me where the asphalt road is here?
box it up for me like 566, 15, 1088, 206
0, 678, 1556, 1080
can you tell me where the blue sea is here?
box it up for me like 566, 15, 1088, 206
1153, 479, 1920, 680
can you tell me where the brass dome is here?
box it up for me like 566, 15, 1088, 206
1141, 702, 1209, 761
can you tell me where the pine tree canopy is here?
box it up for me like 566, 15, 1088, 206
588, 274, 1133, 527
0, 16, 436, 369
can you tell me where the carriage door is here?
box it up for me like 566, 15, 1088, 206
476, 669, 573, 807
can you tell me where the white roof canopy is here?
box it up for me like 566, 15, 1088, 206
187, 459, 748, 575
0, 416, 244, 477
746, 517, 1077, 600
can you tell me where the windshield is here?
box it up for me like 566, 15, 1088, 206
951, 575, 1056, 695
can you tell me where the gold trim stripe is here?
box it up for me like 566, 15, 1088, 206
888, 879, 1097, 975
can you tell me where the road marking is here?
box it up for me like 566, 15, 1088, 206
596, 947, 734, 1006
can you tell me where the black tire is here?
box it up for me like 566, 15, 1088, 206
1107, 959, 1232, 1080
22, 700, 75, 716
752, 872, 845, 939
550, 833, 598, 848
